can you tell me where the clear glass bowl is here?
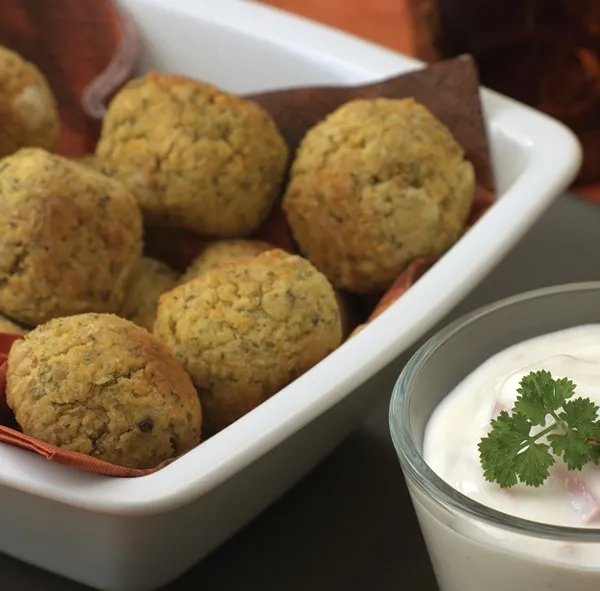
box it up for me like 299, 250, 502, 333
390, 282, 600, 591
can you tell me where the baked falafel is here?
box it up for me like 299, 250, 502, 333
154, 249, 342, 432
0, 45, 60, 158
282, 98, 475, 293
120, 257, 179, 332
0, 148, 143, 326
6, 313, 202, 469
74, 154, 161, 217
179, 239, 273, 284
96, 72, 289, 237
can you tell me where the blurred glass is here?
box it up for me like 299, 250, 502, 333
410, 0, 600, 183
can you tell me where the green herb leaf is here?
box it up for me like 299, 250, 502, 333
513, 441, 555, 488
479, 371, 600, 488
479, 410, 525, 488
549, 398, 599, 470
589, 423, 600, 464
513, 370, 575, 426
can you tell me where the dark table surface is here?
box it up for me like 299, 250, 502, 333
3, 193, 600, 591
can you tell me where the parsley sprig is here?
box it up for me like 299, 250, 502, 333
478, 370, 600, 488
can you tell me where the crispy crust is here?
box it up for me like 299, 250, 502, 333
179, 239, 274, 284
0, 148, 143, 325
6, 313, 202, 469
120, 257, 179, 331
0, 46, 59, 158
96, 72, 289, 237
154, 249, 342, 432
282, 98, 475, 293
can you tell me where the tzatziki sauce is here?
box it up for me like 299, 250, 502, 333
419, 324, 600, 589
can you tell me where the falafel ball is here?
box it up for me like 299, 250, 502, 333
0, 314, 26, 334
154, 249, 342, 432
0, 45, 60, 158
120, 257, 179, 332
180, 240, 358, 338
179, 239, 274, 284
96, 72, 289, 237
282, 98, 476, 294
74, 154, 160, 215
0, 148, 143, 326
6, 313, 202, 469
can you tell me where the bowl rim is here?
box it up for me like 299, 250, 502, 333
389, 280, 600, 542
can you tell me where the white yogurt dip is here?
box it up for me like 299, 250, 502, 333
417, 324, 600, 590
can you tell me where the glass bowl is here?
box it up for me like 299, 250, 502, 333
390, 281, 600, 591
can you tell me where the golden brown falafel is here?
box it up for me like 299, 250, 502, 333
154, 249, 342, 432
6, 313, 202, 469
96, 72, 289, 237
73, 154, 161, 216
0, 148, 143, 326
0, 45, 60, 158
120, 257, 179, 332
179, 239, 358, 338
179, 239, 274, 284
282, 98, 475, 293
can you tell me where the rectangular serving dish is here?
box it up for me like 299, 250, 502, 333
0, 1, 582, 590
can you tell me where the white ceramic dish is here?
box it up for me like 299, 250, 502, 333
0, 1, 582, 590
